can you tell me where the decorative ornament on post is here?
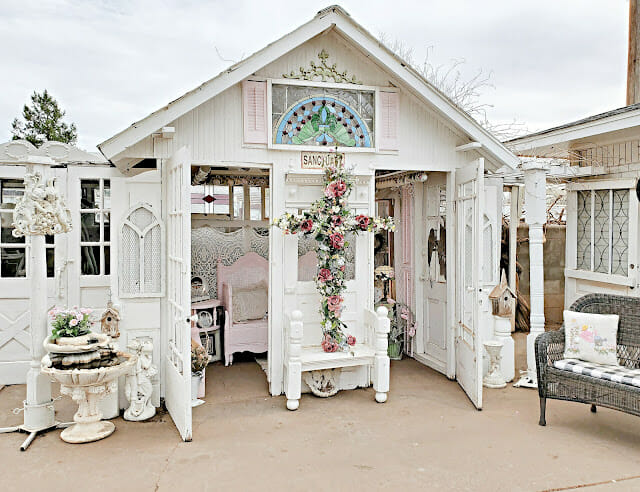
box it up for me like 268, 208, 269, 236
273, 150, 394, 351
0, 164, 73, 451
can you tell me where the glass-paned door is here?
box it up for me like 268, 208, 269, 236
454, 159, 484, 410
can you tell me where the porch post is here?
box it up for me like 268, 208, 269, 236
0, 158, 73, 449
515, 162, 548, 388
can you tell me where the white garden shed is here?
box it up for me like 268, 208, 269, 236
1, 5, 523, 441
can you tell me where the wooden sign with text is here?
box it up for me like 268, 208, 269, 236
301, 152, 343, 170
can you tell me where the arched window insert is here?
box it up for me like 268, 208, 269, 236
119, 203, 164, 297
273, 93, 373, 148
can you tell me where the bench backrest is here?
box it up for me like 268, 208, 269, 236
571, 293, 640, 368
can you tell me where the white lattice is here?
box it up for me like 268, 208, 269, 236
191, 226, 269, 299
119, 203, 164, 297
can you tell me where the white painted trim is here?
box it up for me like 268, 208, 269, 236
564, 269, 636, 287
567, 179, 636, 191
510, 109, 640, 153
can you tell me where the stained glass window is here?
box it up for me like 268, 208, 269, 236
272, 84, 374, 148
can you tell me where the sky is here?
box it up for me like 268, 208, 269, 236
0, 0, 630, 151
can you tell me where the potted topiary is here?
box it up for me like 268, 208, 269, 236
191, 340, 209, 406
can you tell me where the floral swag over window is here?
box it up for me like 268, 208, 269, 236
273, 153, 394, 352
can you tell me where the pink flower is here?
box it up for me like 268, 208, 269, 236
327, 295, 343, 312
300, 219, 313, 233
347, 335, 356, 346
69, 318, 78, 327
331, 215, 344, 228
400, 308, 409, 321
318, 268, 333, 282
329, 233, 344, 250
408, 325, 416, 337
356, 215, 370, 230
324, 180, 347, 198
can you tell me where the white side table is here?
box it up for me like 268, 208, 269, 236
191, 299, 222, 363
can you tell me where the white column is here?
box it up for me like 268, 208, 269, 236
23, 232, 55, 431
516, 162, 548, 388
1, 158, 73, 449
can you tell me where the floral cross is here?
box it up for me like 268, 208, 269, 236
273, 153, 394, 352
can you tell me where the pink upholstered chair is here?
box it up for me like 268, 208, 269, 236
217, 252, 269, 366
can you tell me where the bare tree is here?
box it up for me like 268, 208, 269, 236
379, 34, 527, 141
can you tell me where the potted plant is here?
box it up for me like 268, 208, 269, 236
191, 340, 208, 406
384, 301, 416, 360
49, 307, 93, 342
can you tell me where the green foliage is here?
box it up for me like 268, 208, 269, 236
48, 307, 92, 340
11, 90, 78, 148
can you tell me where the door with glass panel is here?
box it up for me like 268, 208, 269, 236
0, 166, 60, 384
65, 166, 119, 312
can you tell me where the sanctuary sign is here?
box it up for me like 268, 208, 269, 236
301, 152, 343, 170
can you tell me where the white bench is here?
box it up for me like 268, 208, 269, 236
284, 306, 390, 410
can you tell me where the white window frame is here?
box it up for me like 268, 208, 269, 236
119, 202, 165, 298
79, 177, 111, 277
566, 179, 638, 286
0, 169, 56, 282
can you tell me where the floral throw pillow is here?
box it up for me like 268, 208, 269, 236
563, 310, 619, 366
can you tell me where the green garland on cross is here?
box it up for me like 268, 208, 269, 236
273, 153, 394, 352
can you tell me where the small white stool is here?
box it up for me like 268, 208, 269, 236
483, 340, 507, 389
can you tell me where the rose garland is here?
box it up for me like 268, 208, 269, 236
274, 154, 394, 352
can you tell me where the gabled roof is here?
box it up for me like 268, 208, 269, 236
0, 139, 108, 165
98, 5, 517, 170
507, 103, 640, 154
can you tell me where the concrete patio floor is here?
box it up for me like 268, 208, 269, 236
1, 354, 640, 492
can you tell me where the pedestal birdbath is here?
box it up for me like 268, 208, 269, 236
41, 333, 136, 444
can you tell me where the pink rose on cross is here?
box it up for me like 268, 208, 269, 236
300, 219, 313, 233
329, 233, 344, 250
347, 335, 356, 346
318, 268, 333, 282
356, 215, 370, 230
327, 295, 343, 312
325, 180, 347, 198
331, 215, 344, 227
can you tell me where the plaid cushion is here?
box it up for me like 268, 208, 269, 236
554, 359, 640, 388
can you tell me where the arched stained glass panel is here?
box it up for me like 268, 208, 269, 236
274, 95, 373, 148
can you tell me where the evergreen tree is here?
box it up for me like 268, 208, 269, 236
11, 90, 78, 147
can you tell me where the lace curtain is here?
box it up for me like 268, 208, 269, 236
191, 226, 269, 299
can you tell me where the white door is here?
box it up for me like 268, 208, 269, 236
454, 159, 484, 409
420, 178, 448, 374
164, 146, 193, 441
65, 167, 117, 311
0, 165, 62, 384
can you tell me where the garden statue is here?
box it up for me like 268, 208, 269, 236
273, 151, 394, 351
124, 338, 157, 421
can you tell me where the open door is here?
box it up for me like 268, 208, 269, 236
454, 158, 484, 410
164, 146, 193, 441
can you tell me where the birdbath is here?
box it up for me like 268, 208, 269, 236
41, 352, 136, 444
483, 340, 507, 389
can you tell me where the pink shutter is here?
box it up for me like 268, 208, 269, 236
378, 91, 399, 151
242, 80, 268, 144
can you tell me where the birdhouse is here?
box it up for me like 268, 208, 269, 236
488, 270, 516, 317
101, 302, 121, 338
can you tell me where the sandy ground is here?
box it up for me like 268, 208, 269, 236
1, 335, 640, 492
